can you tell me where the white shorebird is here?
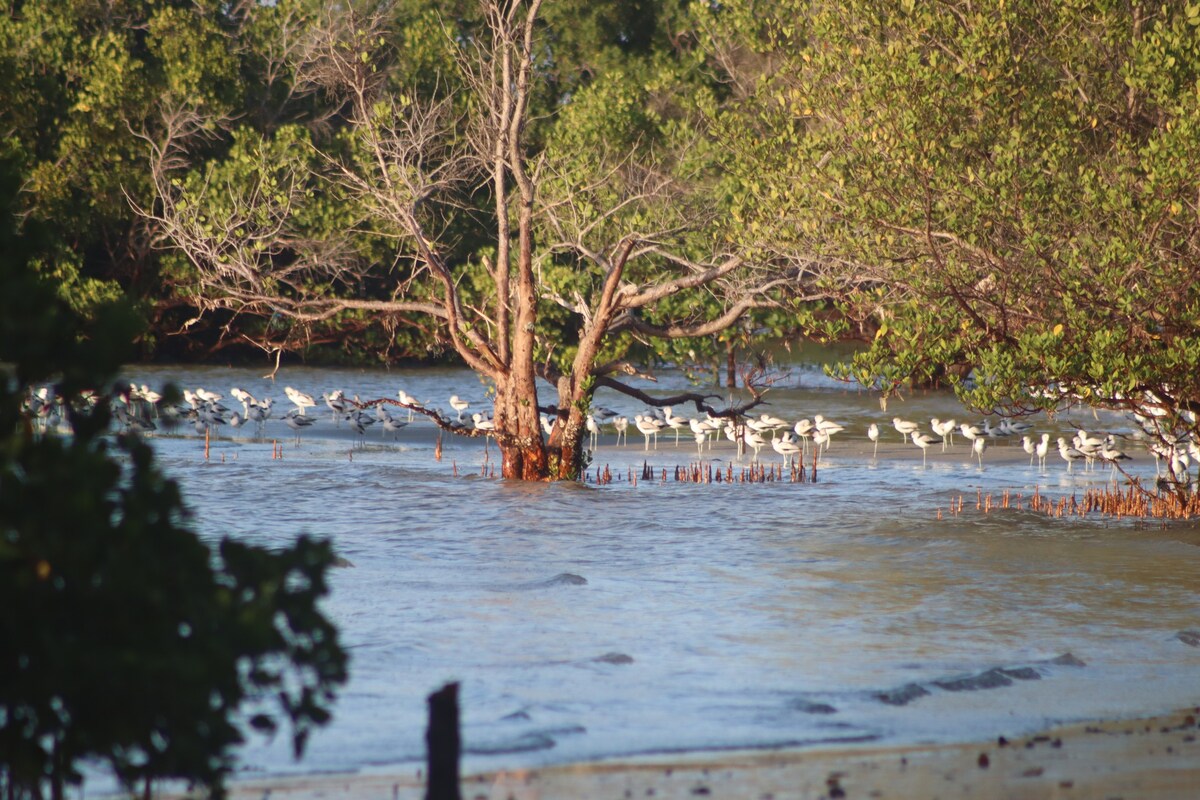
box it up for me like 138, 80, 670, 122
743, 428, 767, 462
586, 414, 600, 449
134, 384, 162, 417
724, 422, 742, 456
1100, 436, 1131, 474
230, 387, 256, 416
913, 431, 941, 467
931, 418, 956, 450
1033, 433, 1050, 470
893, 417, 919, 443
689, 417, 716, 451
758, 413, 790, 437
471, 411, 495, 432
1022, 435, 1037, 466
347, 410, 373, 446
1057, 437, 1085, 472
663, 406, 688, 445
324, 390, 348, 423
449, 395, 470, 421
284, 411, 316, 443
959, 422, 984, 444
793, 419, 814, 452
285, 386, 316, 415
613, 416, 628, 446
634, 414, 664, 451
867, 423, 880, 458
382, 415, 408, 440
972, 436, 988, 469
814, 415, 845, 447
812, 428, 831, 457
1002, 419, 1033, 436
772, 432, 802, 468
396, 389, 421, 421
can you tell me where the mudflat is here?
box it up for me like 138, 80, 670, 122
175, 707, 1200, 799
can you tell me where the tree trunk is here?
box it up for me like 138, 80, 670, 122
494, 374, 549, 480
551, 406, 588, 481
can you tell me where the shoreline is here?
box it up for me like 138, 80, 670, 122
152, 707, 1200, 799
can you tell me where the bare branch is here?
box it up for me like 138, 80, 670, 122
594, 376, 767, 419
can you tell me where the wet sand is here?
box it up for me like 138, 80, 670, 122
187, 708, 1200, 799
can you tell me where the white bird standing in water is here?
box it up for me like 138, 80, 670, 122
397, 389, 420, 421
449, 395, 470, 421
663, 406, 688, 445
1035, 433, 1051, 471
893, 417, 919, 443
931, 418, 956, 450
793, 419, 814, 452
913, 431, 941, 467
284, 411, 316, 443
771, 432, 802, 468
1022, 435, 1037, 466
972, 436, 988, 469
613, 416, 628, 446
382, 414, 408, 440
285, 386, 316, 416
743, 428, 767, 462
634, 415, 663, 451
1057, 437, 1084, 472
586, 414, 600, 449
867, 423, 880, 458
814, 415, 845, 447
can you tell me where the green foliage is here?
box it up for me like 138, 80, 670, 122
0, 156, 347, 798
707, 1, 1200, 427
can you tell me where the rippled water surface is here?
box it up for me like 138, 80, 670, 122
116, 361, 1200, 779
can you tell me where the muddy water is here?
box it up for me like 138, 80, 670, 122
114, 361, 1200, 780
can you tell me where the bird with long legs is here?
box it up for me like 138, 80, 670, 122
867, 423, 880, 458
324, 390, 348, 424
972, 436, 988, 469
743, 428, 767, 462
1022, 435, 1037, 466
814, 415, 845, 447
913, 431, 941, 467
613, 416, 628, 446
663, 406, 688, 445
1057, 437, 1085, 472
397, 389, 420, 421
382, 412, 408, 441
1100, 436, 1131, 477
634, 415, 664, 451
772, 432, 802, 468
893, 417, 919, 443
931, 418, 956, 450
284, 411, 315, 444
1035, 433, 1051, 471
285, 386, 316, 416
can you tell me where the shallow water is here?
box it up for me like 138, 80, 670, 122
112, 361, 1200, 781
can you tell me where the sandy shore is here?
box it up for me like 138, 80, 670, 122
166, 707, 1200, 800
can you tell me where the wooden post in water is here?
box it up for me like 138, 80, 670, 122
425, 682, 462, 800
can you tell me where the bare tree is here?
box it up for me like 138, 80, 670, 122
140, 0, 834, 480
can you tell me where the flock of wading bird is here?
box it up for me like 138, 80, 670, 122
29, 381, 1188, 482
